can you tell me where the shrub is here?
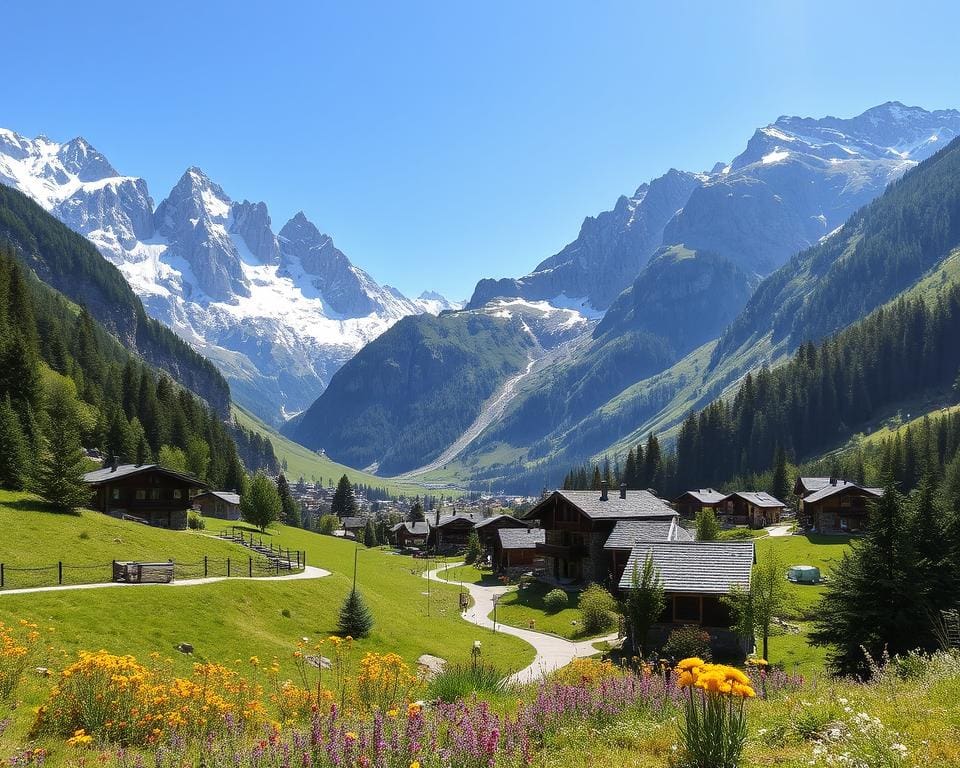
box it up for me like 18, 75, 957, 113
429, 662, 509, 702
551, 658, 624, 686
78, 530, 90, 540
662, 625, 712, 661
579, 583, 616, 634
187, 511, 205, 530
720, 527, 755, 540
695, 508, 720, 541
544, 589, 569, 612
317, 514, 339, 535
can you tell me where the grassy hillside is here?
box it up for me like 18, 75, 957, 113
232, 404, 447, 496
0, 491, 259, 588
0, 509, 533, 675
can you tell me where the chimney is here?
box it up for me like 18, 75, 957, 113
830, 476, 837, 486
619, 483, 627, 500
435, 508, 441, 527
111, 456, 118, 472
600, 481, 608, 502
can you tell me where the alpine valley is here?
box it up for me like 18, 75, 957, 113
0, 129, 461, 426
285, 102, 960, 490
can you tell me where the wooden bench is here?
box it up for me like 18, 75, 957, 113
113, 561, 175, 584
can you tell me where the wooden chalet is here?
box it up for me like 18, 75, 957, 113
719, 491, 785, 528
192, 491, 241, 521
674, 489, 727, 520
430, 511, 482, 552
83, 463, 206, 530
493, 527, 545, 572
618, 541, 756, 658
604, 518, 693, 585
796, 477, 883, 533
390, 521, 430, 548
473, 514, 530, 553
522, 483, 679, 585
340, 516, 367, 538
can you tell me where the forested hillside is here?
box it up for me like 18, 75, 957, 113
0, 243, 272, 492
0, 183, 231, 414
285, 311, 536, 474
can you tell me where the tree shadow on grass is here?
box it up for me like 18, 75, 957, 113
6, 497, 80, 516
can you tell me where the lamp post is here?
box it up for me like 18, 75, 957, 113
492, 593, 500, 633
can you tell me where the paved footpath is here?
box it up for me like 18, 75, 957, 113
766, 525, 793, 537
0, 565, 330, 596
424, 563, 617, 685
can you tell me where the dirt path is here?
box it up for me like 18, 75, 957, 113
424, 563, 617, 684
0, 565, 331, 596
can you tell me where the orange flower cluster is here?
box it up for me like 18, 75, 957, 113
0, 620, 40, 701
33, 651, 266, 746
675, 657, 756, 698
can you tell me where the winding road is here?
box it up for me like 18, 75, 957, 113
424, 563, 617, 684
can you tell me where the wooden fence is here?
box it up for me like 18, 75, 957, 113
0, 551, 306, 591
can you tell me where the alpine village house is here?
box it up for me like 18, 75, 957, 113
83, 462, 208, 529
524, 482, 756, 657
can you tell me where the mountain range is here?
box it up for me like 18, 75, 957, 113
287, 102, 960, 488
0, 129, 459, 425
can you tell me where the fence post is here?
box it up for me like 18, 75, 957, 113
58, 561, 63, 585
249, 556, 252, 577
287, 551, 290, 570
296, 551, 300, 569
204, 556, 208, 578
1, 563, 4, 588
227, 557, 231, 577
303, 551, 307, 569
276, 560, 279, 576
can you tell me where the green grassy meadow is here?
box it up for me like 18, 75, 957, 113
0, 498, 534, 677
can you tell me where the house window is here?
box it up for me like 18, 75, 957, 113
149, 488, 161, 501
111, 488, 120, 500
674, 595, 702, 623
135, 489, 146, 500
173, 489, 182, 500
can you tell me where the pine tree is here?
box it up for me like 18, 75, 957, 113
0, 395, 29, 490
338, 589, 374, 638
770, 444, 790, 503
810, 482, 924, 676
276, 473, 300, 526
363, 518, 378, 548
644, 434, 663, 492
32, 425, 91, 512
409, 500, 425, 522
332, 474, 358, 518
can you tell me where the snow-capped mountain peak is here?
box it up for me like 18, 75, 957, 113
0, 127, 453, 425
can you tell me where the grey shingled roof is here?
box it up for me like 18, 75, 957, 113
391, 521, 430, 535
435, 512, 481, 528
526, 490, 677, 521
474, 514, 526, 529
498, 527, 545, 549
677, 489, 728, 505
341, 516, 366, 529
797, 477, 832, 494
618, 541, 755, 594
804, 481, 883, 504
604, 519, 693, 550
83, 463, 205, 487
730, 491, 786, 508
195, 491, 240, 505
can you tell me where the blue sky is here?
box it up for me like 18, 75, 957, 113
1, 0, 957, 300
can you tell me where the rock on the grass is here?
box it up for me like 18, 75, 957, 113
176, 642, 194, 654
305, 655, 332, 670
417, 654, 447, 679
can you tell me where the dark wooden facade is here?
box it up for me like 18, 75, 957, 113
391, 522, 430, 548
84, 465, 203, 530
803, 487, 879, 533
432, 517, 476, 551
